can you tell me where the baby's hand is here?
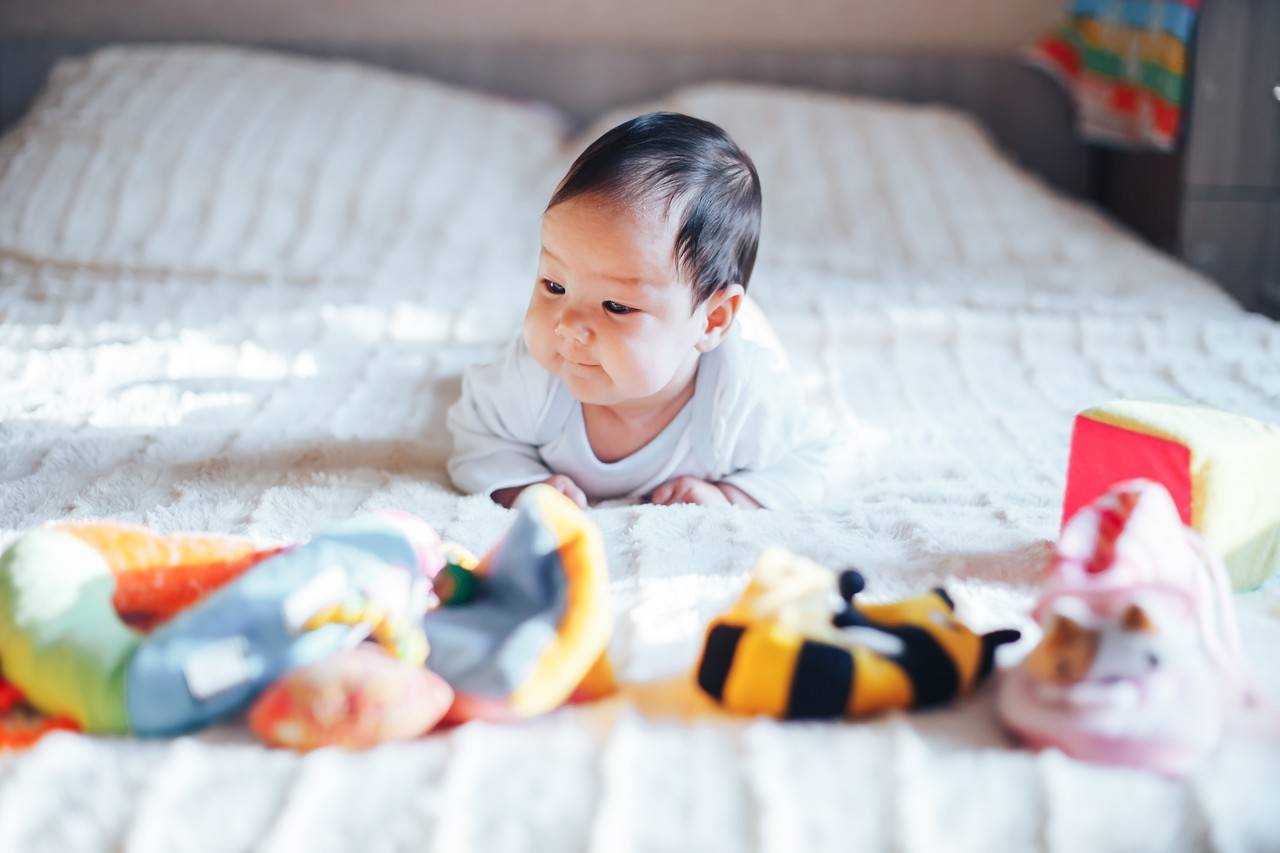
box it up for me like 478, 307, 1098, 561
649, 476, 761, 508
491, 474, 588, 509
540, 474, 588, 508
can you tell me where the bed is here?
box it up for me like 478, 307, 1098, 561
1, 44, 1278, 852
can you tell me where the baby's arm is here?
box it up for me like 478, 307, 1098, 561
448, 338, 584, 506
718, 428, 833, 508
705, 344, 834, 508
648, 438, 829, 508
647, 329, 831, 509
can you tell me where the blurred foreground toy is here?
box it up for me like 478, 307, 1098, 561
998, 479, 1268, 776
0, 514, 439, 737
0, 488, 617, 751
1062, 400, 1280, 590
251, 486, 617, 745
424, 484, 616, 721
695, 548, 1019, 719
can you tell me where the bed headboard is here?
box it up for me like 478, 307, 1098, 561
0, 37, 1092, 199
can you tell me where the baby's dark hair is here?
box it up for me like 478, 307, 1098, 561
547, 112, 762, 306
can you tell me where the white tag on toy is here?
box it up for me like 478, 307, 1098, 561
365, 566, 413, 615
281, 566, 348, 634
184, 636, 253, 701
841, 625, 906, 656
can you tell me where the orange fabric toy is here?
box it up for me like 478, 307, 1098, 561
54, 522, 285, 630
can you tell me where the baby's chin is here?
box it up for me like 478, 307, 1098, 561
558, 363, 662, 406
560, 368, 626, 405
531, 348, 665, 405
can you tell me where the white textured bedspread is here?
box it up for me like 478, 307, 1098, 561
1, 49, 1278, 853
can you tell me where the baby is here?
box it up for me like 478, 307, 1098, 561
447, 112, 831, 509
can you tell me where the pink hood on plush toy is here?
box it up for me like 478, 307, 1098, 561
1037, 479, 1257, 702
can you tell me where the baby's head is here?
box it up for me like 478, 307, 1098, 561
524, 112, 761, 407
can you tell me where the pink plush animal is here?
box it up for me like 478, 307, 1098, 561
997, 479, 1269, 776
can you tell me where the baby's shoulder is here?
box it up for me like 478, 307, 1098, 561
704, 330, 796, 414
690, 332, 820, 474
691, 332, 802, 462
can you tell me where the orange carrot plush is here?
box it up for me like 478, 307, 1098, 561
53, 522, 285, 630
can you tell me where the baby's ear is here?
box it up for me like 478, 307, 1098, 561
696, 284, 744, 352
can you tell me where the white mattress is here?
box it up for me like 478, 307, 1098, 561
1, 47, 1278, 853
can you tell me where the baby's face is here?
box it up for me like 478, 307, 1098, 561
524, 195, 710, 406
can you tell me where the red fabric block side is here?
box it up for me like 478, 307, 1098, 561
1061, 415, 1193, 529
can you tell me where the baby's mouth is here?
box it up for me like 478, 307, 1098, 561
560, 352, 599, 368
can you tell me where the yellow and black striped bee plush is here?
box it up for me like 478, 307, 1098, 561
696, 548, 1020, 719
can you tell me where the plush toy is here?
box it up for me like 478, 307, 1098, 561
0, 488, 616, 748
245, 485, 617, 745
247, 645, 454, 750
0, 513, 439, 736
424, 484, 617, 721
1061, 400, 1280, 590
695, 548, 1020, 719
998, 479, 1268, 776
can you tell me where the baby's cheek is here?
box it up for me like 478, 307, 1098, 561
522, 310, 556, 370
610, 333, 679, 395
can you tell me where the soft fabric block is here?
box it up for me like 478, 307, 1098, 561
1063, 400, 1280, 590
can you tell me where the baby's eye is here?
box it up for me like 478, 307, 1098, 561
602, 301, 635, 315
542, 279, 565, 295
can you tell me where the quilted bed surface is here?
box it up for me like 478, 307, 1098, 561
1, 47, 1277, 853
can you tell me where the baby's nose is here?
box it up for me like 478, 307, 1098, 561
555, 315, 591, 344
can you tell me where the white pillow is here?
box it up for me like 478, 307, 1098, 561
571, 82, 1115, 275
0, 45, 567, 281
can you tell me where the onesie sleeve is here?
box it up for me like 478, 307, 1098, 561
713, 342, 836, 509
446, 335, 557, 496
